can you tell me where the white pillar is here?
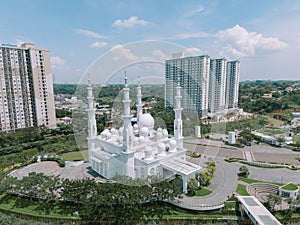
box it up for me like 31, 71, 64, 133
87, 79, 97, 139
122, 75, 133, 152
174, 82, 183, 149
182, 176, 188, 194
136, 80, 143, 124
86, 79, 97, 162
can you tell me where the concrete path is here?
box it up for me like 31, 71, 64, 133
179, 156, 239, 207
9, 161, 98, 180
245, 151, 253, 162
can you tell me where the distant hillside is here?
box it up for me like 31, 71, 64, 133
239, 80, 300, 116
53, 84, 77, 95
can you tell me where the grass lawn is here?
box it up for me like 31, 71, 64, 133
260, 127, 289, 136
224, 201, 236, 210
235, 184, 250, 196
238, 176, 282, 186
61, 150, 87, 161
194, 188, 212, 196
281, 183, 298, 191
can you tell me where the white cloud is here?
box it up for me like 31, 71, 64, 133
90, 41, 107, 48
151, 50, 169, 60
110, 45, 171, 62
173, 32, 211, 39
111, 45, 138, 61
184, 48, 203, 56
74, 28, 107, 39
113, 16, 148, 28
217, 25, 287, 58
50, 56, 65, 68
16, 39, 27, 46
183, 5, 205, 17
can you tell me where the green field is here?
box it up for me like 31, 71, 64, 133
235, 184, 250, 196
238, 176, 282, 186
61, 150, 87, 161
260, 128, 289, 136
194, 188, 212, 196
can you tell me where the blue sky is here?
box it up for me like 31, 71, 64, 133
1, 0, 300, 83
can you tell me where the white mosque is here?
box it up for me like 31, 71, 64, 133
86, 77, 201, 193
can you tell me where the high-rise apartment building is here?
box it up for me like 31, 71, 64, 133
165, 55, 210, 118
225, 60, 240, 109
165, 55, 240, 118
208, 58, 227, 113
0, 43, 56, 131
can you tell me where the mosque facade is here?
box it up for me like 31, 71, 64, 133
86, 78, 201, 193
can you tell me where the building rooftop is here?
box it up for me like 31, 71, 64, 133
237, 196, 282, 225
161, 158, 201, 176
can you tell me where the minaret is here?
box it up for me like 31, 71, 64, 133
174, 79, 183, 149
86, 79, 97, 160
136, 80, 143, 124
122, 74, 133, 152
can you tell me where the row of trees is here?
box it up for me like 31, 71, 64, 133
0, 124, 78, 173
0, 173, 181, 222
0, 124, 74, 149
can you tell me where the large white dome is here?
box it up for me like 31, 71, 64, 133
139, 113, 155, 128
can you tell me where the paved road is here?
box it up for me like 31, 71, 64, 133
247, 165, 300, 184
181, 139, 300, 207
9, 161, 99, 180
185, 139, 300, 165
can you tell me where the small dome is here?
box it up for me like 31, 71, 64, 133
156, 131, 163, 138
157, 143, 165, 151
102, 129, 110, 134
162, 129, 168, 137
139, 136, 145, 143
139, 113, 155, 128
111, 128, 118, 135
140, 127, 149, 136
133, 124, 139, 129
169, 139, 177, 148
106, 132, 112, 139
133, 137, 139, 145
157, 127, 163, 132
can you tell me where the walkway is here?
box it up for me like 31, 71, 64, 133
9, 161, 98, 180
245, 151, 254, 162
179, 156, 239, 208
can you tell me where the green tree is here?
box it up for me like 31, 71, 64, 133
267, 193, 282, 211
239, 130, 255, 143
238, 166, 249, 177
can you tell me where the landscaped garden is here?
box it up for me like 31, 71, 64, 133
280, 183, 298, 191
